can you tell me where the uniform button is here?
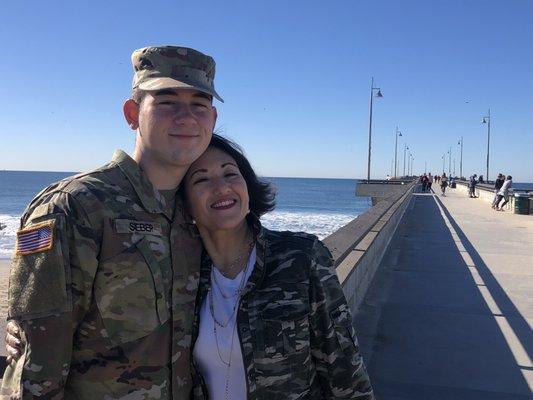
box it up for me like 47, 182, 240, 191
241, 326, 248, 332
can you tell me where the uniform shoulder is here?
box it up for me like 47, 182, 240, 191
22, 161, 122, 223
56, 161, 123, 195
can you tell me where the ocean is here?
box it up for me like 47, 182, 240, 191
0, 171, 371, 259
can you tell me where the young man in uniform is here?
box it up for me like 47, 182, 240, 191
1, 46, 222, 400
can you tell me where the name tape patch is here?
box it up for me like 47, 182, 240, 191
114, 219, 162, 236
16, 220, 55, 256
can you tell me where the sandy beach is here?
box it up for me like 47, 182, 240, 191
0, 259, 9, 357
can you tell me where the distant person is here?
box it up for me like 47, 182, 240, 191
386, 174, 391, 181
468, 174, 478, 198
427, 173, 433, 192
440, 173, 448, 196
421, 173, 428, 192
478, 175, 484, 184
492, 173, 505, 209
495, 175, 513, 211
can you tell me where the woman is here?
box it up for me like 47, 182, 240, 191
184, 134, 373, 399
440, 173, 448, 196
495, 175, 513, 211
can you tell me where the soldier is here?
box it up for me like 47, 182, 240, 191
1, 46, 222, 399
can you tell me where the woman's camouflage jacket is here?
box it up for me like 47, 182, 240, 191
191, 222, 374, 399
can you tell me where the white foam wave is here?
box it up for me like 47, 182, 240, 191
0, 211, 359, 258
261, 211, 357, 240
0, 214, 20, 259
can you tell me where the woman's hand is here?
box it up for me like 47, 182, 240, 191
5, 320, 24, 364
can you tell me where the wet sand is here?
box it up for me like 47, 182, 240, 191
0, 259, 9, 357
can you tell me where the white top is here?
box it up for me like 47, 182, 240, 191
498, 179, 512, 195
193, 246, 256, 400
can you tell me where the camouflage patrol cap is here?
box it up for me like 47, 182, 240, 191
131, 46, 223, 102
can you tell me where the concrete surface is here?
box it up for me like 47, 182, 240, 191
354, 187, 533, 399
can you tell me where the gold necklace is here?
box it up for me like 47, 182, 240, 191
208, 242, 255, 400
212, 240, 255, 299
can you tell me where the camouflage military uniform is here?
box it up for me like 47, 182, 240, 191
191, 221, 374, 399
1, 150, 201, 399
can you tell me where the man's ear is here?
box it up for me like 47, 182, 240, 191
212, 106, 218, 125
123, 99, 140, 130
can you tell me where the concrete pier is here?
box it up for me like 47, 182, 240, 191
354, 187, 533, 399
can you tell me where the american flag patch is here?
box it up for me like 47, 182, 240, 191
16, 220, 55, 256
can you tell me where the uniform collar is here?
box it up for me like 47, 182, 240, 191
111, 150, 174, 219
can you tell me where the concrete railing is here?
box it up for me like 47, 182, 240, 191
324, 182, 416, 312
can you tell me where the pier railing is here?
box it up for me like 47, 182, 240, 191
324, 181, 416, 312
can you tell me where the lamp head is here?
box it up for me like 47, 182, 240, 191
375, 89, 383, 98
482, 118, 487, 124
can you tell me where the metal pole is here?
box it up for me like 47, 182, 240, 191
448, 147, 452, 177
459, 137, 463, 179
486, 109, 491, 182
390, 159, 393, 178
403, 144, 408, 176
394, 127, 399, 178
442, 154, 445, 175
453, 159, 456, 177
424, 161, 427, 174
367, 77, 374, 181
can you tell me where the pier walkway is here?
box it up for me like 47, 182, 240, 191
354, 187, 533, 399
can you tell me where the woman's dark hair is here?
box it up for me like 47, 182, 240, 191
507, 175, 512, 180
184, 134, 276, 217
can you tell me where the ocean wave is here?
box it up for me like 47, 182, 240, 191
261, 210, 357, 240
0, 214, 20, 259
0, 210, 358, 258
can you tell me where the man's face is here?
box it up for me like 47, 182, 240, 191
127, 88, 217, 168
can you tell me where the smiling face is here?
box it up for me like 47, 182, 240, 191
125, 88, 217, 169
184, 147, 250, 233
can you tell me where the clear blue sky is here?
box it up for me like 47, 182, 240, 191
1, 0, 531, 181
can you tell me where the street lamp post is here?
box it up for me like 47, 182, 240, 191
394, 126, 402, 178
482, 109, 491, 182
403, 144, 409, 177
457, 137, 463, 179
448, 147, 452, 177
366, 77, 383, 181
453, 158, 456, 177
442, 154, 445, 175
411, 154, 414, 176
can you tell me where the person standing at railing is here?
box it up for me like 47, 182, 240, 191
495, 175, 513, 211
492, 173, 505, 209
468, 174, 478, 198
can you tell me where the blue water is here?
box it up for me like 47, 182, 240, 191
0, 171, 371, 258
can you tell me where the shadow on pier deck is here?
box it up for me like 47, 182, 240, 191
353, 191, 532, 399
